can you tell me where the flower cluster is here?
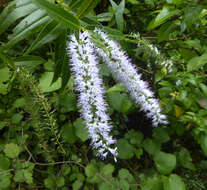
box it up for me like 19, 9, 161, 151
93, 28, 168, 127
66, 28, 168, 159
67, 31, 117, 159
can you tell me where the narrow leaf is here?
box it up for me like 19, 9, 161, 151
13, 9, 47, 35
76, 0, 100, 19
25, 19, 64, 54
32, 0, 81, 30
0, 3, 37, 35
6, 16, 51, 48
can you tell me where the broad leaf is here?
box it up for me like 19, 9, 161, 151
147, 6, 180, 30
163, 174, 186, 190
187, 53, 207, 71
184, 5, 203, 29
154, 151, 176, 174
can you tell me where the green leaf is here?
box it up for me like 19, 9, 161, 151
0, 154, 10, 171
184, 5, 203, 29
6, 16, 51, 48
13, 98, 26, 108
125, 130, 144, 145
110, 0, 125, 31
166, 0, 183, 5
141, 176, 163, 190
12, 9, 46, 35
107, 83, 126, 93
178, 148, 196, 171
14, 56, 46, 71
147, 6, 180, 30
120, 179, 130, 190
0, 173, 11, 189
74, 118, 89, 142
61, 123, 77, 144
4, 143, 21, 159
154, 151, 176, 175
85, 164, 98, 178
187, 53, 207, 71
72, 180, 83, 190
163, 174, 186, 190
59, 93, 77, 112
11, 113, 23, 124
56, 177, 65, 187
157, 22, 177, 42
200, 136, 207, 157
44, 177, 55, 189
101, 164, 114, 176
25, 19, 64, 54
152, 128, 170, 143
143, 138, 161, 155
117, 139, 134, 159
33, 0, 81, 30
0, 3, 37, 35
38, 72, 62, 93
107, 92, 133, 114
76, 0, 100, 19
118, 169, 134, 182
0, 67, 11, 83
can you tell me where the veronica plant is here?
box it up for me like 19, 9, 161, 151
67, 28, 168, 159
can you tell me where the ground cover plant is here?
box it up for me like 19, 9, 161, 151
0, 0, 207, 189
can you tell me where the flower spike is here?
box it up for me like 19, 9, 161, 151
66, 31, 117, 159
93, 28, 168, 127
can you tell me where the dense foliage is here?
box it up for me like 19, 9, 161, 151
0, 0, 207, 189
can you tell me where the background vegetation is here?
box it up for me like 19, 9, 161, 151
0, 0, 207, 189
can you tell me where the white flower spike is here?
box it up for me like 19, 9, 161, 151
66, 31, 117, 159
93, 28, 168, 127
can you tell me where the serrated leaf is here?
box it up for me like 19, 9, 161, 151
147, 6, 180, 30
4, 143, 21, 159
33, 0, 81, 30
154, 151, 176, 175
